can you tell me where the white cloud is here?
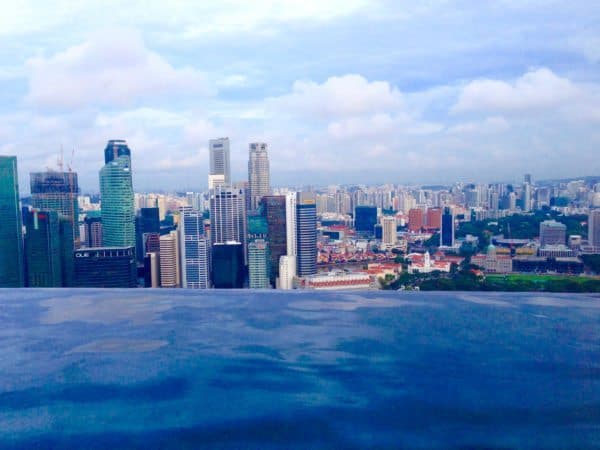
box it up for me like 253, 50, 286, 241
25, 30, 212, 109
453, 68, 580, 113
267, 74, 404, 118
448, 116, 510, 134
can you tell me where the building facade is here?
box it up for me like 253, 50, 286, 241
210, 185, 247, 263
540, 220, 566, 246
212, 242, 245, 288
248, 142, 270, 211
159, 231, 180, 288
100, 140, 136, 249
248, 239, 270, 288
209, 138, 231, 184
355, 205, 377, 235
0, 156, 24, 287
296, 192, 317, 277
440, 207, 455, 247
73, 247, 136, 288
261, 195, 286, 284
179, 206, 210, 289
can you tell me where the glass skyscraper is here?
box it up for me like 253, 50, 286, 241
441, 207, 455, 247
261, 195, 286, 284
100, 140, 136, 248
355, 205, 378, 235
296, 192, 317, 277
73, 247, 136, 288
24, 210, 62, 287
210, 185, 247, 263
0, 156, 24, 287
30, 171, 79, 244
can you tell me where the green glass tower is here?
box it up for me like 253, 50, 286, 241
99, 140, 136, 248
24, 210, 62, 287
0, 156, 24, 287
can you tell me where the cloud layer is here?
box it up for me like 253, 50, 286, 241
0, 1, 599, 191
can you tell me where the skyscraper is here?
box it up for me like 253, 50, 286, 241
212, 242, 245, 288
30, 171, 79, 244
355, 205, 377, 235
100, 140, 135, 248
248, 142, 270, 211
209, 138, 231, 184
159, 230, 180, 288
179, 206, 210, 289
248, 239, 270, 289
440, 207, 455, 247
589, 209, 600, 248
296, 192, 317, 277
210, 185, 247, 262
286, 192, 297, 257
24, 210, 62, 287
261, 195, 286, 284
381, 216, 397, 247
0, 156, 24, 287
522, 182, 532, 212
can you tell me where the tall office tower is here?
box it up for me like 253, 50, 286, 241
355, 205, 378, 235
440, 207, 455, 247
296, 192, 317, 277
522, 182, 532, 212
426, 208, 442, 230
278, 255, 296, 290
30, 171, 80, 244
136, 207, 160, 263
408, 208, 424, 232
588, 209, 600, 248
248, 142, 270, 211
212, 242, 245, 288
0, 156, 24, 287
465, 187, 479, 208
210, 185, 247, 262
508, 192, 517, 211
248, 239, 270, 289
100, 140, 135, 248
159, 230, 180, 288
286, 192, 297, 257
489, 191, 500, 211
261, 196, 286, 284
24, 210, 62, 287
524, 173, 532, 184
73, 247, 137, 288
209, 138, 231, 184
83, 213, 103, 247
179, 206, 211, 289
381, 216, 397, 247
144, 252, 160, 288
540, 220, 567, 246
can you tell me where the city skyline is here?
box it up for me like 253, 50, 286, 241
1, 2, 599, 191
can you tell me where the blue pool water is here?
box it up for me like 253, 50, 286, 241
0, 289, 599, 449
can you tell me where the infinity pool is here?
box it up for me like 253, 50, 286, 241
1, 289, 599, 448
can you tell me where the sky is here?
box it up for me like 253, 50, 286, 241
1, 0, 599, 192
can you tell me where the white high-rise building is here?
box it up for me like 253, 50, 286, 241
159, 231, 180, 288
279, 255, 297, 290
179, 206, 211, 289
210, 185, 247, 263
146, 252, 160, 288
286, 192, 297, 257
209, 138, 231, 184
277, 192, 298, 289
248, 142, 270, 211
381, 216, 397, 247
